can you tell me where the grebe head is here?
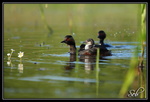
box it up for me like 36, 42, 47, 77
85, 38, 95, 50
97, 30, 106, 40
61, 35, 76, 46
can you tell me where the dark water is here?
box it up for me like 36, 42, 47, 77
3, 4, 146, 99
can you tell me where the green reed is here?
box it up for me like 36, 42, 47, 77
96, 48, 100, 70
39, 4, 53, 36
75, 49, 79, 78
96, 48, 100, 97
68, 5, 73, 34
139, 3, 146, 98
119, 4, 146, 98
75, 49, 79, 69
119, 47, 139, 98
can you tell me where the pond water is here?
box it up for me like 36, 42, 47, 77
3, 4, 147, 99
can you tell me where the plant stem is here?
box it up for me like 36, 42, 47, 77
39, 4, 53, 36
96, 48, 100, 97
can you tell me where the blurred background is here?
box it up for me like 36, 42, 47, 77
4, 4, 140, 42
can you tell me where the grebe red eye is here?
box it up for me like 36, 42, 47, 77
65, 38, 70, 41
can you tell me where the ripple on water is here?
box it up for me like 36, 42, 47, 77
18, 75, 96, 83
43, 53, 70, 57
6, 75, 122, 85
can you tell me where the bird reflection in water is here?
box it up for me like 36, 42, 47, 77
80, 55, 95, 72
64, 54, 76, 71
63, 54, 109, 73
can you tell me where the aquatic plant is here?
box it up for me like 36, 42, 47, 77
119, 4, 146, 98
18, 51, 24, 63
7, 49, 15, 60
138, 3, 146, 98
39, 4, 53, 36
96, 48, 100, 70
96, 48, 100, 97
7, 53, 11, 57
18, 51, 24, 58
75, 49, 79, 76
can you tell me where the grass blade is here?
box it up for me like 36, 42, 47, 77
39, 4, 53, 37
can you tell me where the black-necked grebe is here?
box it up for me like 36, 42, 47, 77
61, 35, 111, 56
97, 30, 112, 47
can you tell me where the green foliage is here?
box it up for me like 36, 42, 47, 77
119, 4, 146, 98
119, 47, 139, 98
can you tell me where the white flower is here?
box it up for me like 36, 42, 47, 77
143, 42, 146, 46
18, 51, 24, 58
11, 49, 15, 52
7, 53, 11, 57
7, 61, 11, 66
